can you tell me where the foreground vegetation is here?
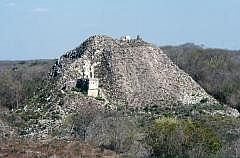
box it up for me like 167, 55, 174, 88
0, 138, 117, 158
3, 99, 239, 158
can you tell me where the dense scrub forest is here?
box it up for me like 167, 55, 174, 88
0, 60, 55, 110
162, 43, 240, 112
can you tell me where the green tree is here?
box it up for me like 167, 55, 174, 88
146, 117, 221, 158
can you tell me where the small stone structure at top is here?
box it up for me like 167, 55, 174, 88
120, 35, 131, 42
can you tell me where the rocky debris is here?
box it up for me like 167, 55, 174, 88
49, 35, 217, 108
225, 107, 240, 117
16, 88, 104, 138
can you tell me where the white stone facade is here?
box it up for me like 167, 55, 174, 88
80, 59, 99, 97
89, 78, 99, 90
88, 78, 99, 97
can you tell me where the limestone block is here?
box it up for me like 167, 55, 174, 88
88, 89, 99, 97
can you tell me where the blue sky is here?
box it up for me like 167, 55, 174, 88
0, 0, 240, 60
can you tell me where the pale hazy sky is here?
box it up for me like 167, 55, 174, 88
0, 0, 240, 60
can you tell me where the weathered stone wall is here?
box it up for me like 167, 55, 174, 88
89, 78, 99, 90
88, 89, 99, 97
88, 78, 99, 97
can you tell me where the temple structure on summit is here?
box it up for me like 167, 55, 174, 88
120, 35, 131, 41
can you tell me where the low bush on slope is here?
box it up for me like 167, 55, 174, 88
146, 117, 221, 158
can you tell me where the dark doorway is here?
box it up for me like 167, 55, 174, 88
76, 79, 89, 92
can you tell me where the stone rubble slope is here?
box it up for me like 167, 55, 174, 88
15, 35, 239, 138
49, 35, 218, 107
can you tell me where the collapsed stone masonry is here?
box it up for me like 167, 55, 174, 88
49, 35, 218, 107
